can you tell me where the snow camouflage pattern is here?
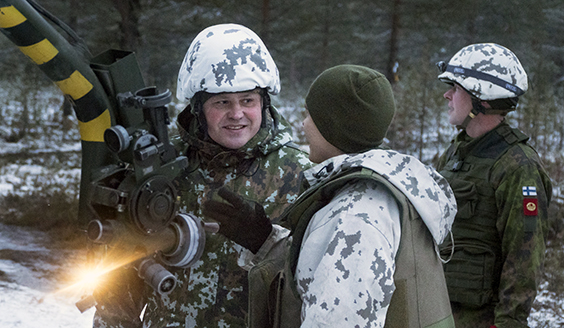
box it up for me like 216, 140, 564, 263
301, 149, 456, 244
298, 150, 456, 327
240, 149, 457, 327
94, 105, 311, 328
436, 124, 552, 328
176, 24, 280, 101
438, 43, 528, 101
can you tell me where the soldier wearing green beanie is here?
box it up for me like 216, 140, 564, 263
305, 64, 396, 153
202, 64, 456, 327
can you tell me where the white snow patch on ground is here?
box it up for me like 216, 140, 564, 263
0, 223, 95, 327
0, 282, 95, 327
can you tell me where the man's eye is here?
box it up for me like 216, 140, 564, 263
242, 98, 258, 105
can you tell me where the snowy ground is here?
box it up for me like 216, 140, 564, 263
0, 140, 95, 326
0, 140, 562, 327
0, 222, 95, 327
2, 219, 563, 328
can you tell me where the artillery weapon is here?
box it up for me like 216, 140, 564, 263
0, 0, 214, 313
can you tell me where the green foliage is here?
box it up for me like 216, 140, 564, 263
0, 2, 562, 324
0, 189, 83, 248
0, 151, 82, 248
0, 189, 76, 229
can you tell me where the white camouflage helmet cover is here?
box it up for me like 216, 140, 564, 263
438, 43, 528, 100
176, 23, 281, 101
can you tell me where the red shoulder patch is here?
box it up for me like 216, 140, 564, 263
523, 198, 538, 216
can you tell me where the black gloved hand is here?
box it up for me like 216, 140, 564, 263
93, 266, 145, 326
202, 187, 272, 253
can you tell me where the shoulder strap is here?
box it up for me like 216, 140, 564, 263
448, 124, 529, 174
470, 124, 528, 159
496, 124, 528, 145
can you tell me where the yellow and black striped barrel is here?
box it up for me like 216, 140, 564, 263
0, 0, 118, 225
0, 1, 114, 142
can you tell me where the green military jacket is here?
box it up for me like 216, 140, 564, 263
437, 122, 552, 328
141, 105, 311, 328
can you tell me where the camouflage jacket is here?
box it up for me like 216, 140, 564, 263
436, 123, 552, 328
239, 149, 457, 327
137, 105, 311, 328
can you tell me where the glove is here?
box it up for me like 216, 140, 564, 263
202, 187, 273, 253
93, 266, 145, 326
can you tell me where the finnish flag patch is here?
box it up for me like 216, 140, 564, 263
522, 186, 537, 197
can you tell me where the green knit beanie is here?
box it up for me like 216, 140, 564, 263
305, 64, 396, 153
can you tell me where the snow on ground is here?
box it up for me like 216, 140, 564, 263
0, 222, 95, 327
530, 282, 564, 327
0, 163, 81, 195
0, 282, 95, 327
0, 140, 93, 327
0, 140, 562, 327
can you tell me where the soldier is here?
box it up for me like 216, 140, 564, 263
93, 23, 311, 328
203, 64, 457, 327
435, 43, 553, 328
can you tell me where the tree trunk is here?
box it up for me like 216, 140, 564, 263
261, 0, 271, 45
386, 0, 400, 83
112, 0, 141, 51
320, 4, 331, 71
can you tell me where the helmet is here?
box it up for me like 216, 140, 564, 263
437, 43, 528, 101
176, 23, 280, 101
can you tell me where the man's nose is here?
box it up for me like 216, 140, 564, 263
227, 104, 244, 119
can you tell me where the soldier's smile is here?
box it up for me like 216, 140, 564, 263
203, 91, 262, 149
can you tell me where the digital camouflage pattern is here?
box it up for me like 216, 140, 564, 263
296, 149, 456, 244
176, 23, 280, 101
141, 104, 311, 328
93, 23, 301, 328
438, 43, 528, 101
93, 104, 311, 328
436, 123, 552, 328
240, 149, 457, 327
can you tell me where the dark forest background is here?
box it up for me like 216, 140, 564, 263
0, 0, 563, 246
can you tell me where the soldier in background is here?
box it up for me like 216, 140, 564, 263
436, 43, 553, 328
203, 64, 457, 327
94, 23, 311, 328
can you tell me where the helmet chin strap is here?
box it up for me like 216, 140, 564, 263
457, 98, 509, 130
456, 108, 479, 130
260, 89, 271, 129
457, 96, 485, 130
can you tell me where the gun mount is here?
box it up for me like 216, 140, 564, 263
0, 0, 217, 313
84, 86, 216, 307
